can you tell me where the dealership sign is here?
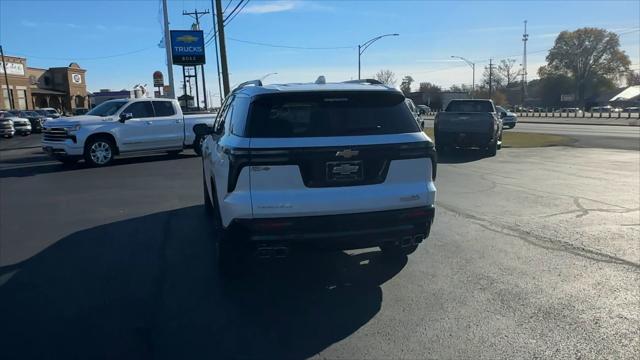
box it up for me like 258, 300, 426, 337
170, 30, 205, 65
153, 71, 164, 87
0, 62, 25, 76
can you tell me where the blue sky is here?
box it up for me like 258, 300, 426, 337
2, 0, 638, 103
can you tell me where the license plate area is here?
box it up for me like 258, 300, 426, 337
326, 161, 363, 182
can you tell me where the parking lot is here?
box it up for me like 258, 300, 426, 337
0, 132, 639, 358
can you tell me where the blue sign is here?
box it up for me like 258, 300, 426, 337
170, 30, 205, 65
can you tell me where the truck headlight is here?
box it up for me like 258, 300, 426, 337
67, 124, 81, 133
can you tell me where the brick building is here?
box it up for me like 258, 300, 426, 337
1, 55, 88, 114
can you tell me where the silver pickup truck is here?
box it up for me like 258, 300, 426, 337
434, 99, 503, 156
41, 98, 215, 166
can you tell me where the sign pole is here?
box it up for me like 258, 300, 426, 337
0, 45, 15, 109
162, 0, 175, 99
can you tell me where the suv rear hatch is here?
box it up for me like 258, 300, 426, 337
245, 91, 436, 218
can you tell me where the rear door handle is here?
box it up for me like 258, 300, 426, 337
175, 119, 182, 123
145, 121, 152, 125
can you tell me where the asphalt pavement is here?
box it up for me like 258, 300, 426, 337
0, 141, 638, 359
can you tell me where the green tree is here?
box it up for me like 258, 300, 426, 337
374, 69, 397, 87
544, 27, 631, 106
400, 76, 414, 95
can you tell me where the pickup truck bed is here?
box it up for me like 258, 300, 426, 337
434, 99, 503, 156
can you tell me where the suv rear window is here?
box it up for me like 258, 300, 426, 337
248, 91, 419, 138
446, 100, 494, 112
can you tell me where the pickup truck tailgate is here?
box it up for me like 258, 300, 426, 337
436, 112, 494, 132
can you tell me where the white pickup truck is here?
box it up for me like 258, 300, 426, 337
41, 98, 215, 166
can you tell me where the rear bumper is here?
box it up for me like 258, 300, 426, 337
436, 130, 492, 148
229, 206, 435, 250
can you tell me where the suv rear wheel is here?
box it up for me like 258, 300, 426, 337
209, 178, 245, 278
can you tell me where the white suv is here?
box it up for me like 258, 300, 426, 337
197, 79, 437, 275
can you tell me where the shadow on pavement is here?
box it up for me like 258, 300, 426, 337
0, 205, 405, 359
0, 153, 198, 178
437, 148, 487, 164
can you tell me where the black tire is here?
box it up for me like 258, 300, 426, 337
193, 135, 203, 156
84, 137, 116, 167
486, 138, 498, 157
511, 124, 516, 129
380, 243, 419, 256
203, 171, 213, 214
210, 178, 245, 279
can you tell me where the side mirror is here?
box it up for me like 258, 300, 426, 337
119, 113, 133, 123
193, 123, 214, 137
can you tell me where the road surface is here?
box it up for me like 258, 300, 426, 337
0, 145, 638, 359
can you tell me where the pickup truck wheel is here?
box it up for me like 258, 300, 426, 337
486, 139, 498, 157
193, 135, 204, 156
84, 137, 115, 166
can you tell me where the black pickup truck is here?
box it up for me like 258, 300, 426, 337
434, 99, 503, 156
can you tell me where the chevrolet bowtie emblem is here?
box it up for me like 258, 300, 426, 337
336, 149, 359, 158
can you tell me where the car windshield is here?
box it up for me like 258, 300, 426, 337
22, 111, 39, 117
45, 109, 59, 115
248, 91, 420, 137
446, 100, 495, 112
87, 100, 128, 116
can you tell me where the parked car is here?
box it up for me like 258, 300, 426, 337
38, 108, 62, 119
196, 79, 437, 276
404, 98, 424, 129
0, 117, 15, 138
560, 107, 582, 113
417, 105, 431, 115
591, 105, 612, 113
495, 105, 518, 129
41, 98, 216, 166
7, 110, 45, 132
623, 107, 639, 113
34, 109, 56, 122
0, 111, 31, 135
434, 99, 503, 156
72, 108, 89, 116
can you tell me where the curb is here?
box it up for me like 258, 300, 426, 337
518, 120, 639, 127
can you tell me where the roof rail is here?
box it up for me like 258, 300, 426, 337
343, 79, 384, 85
231, 79, 263, 93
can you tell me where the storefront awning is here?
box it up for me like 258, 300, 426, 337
31, 88, 66, 95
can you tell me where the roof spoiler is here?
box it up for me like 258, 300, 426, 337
342, 79, 384, 85
231, 79, 263, 94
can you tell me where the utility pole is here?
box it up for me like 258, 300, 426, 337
183, 8, 210, 110
210, 0, 223, 107
161, 0, 175, 99
215, 0, 230, 97
489, 58, 493, 98
0, 45, 15, 109
522, 20, 529, 105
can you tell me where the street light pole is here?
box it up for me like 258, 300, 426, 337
358, 33, 399, 80
451, 55, 475, 98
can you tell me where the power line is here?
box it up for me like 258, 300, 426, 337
9, 46, 156, 61
226, 37, 355, 50
223, 0, 245, 24
224, 0, 249, 26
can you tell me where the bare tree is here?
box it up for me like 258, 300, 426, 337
627, 71, 640, 86
497, 59, 520, 87
374, 69, 397, 87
